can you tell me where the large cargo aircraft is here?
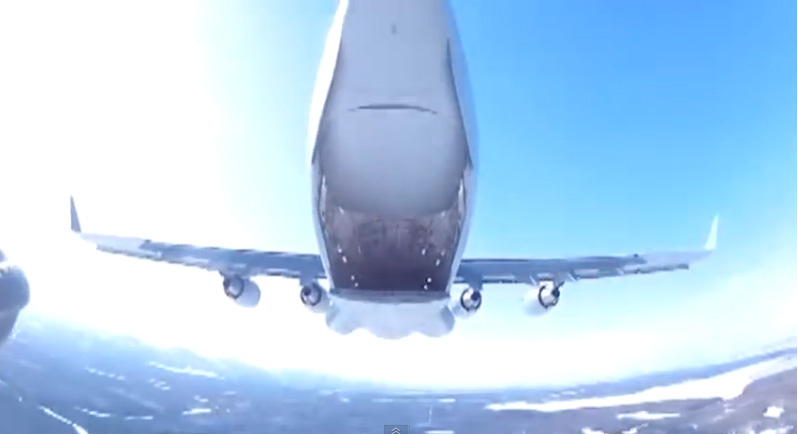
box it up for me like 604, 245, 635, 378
69, 0, 718, 339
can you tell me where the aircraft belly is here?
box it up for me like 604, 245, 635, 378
332, 0, 456, 111
322, 110, 466, 217
308, 0, 477, 295
316, 0, 468, 217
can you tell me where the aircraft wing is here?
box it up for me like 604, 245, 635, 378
69, 197, 325, 280
456, 216, 718, 286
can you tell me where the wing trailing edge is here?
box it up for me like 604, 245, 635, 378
66, 195, 325, 280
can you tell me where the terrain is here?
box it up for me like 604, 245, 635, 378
0, 314, 794, 434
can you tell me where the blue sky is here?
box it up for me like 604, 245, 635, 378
0, 0, 795, 387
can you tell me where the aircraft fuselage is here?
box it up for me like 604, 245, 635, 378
309, 0, 478, 304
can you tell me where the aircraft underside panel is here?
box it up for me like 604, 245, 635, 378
316, 172, 469, 293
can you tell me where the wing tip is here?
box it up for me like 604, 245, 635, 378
704, 214, 719, 251
70, 195, 82, 233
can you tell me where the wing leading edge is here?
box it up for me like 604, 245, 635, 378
69, 197, 325, 281
456, 216, 719, 286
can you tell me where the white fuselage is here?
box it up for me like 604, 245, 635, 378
306, 0, 478, 338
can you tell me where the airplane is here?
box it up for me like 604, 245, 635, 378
68, 0, 718, 339
0, 248, 30, 346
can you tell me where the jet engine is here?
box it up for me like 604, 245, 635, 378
523, 281, 561, 316
222, 275, 261, 308
450, 287, 482, 318
300, 281, 331, 313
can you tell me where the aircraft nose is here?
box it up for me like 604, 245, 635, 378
0, 264, 30, 314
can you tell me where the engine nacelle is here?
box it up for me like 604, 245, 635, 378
523, 282, 561, 317
300, 281, 331, 314
223, 276, 261, 308
450, 287, 482, 319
